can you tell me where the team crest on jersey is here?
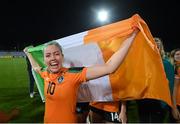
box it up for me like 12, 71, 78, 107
58, 76, 64, 84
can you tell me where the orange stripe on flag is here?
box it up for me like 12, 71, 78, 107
84, 14, 172, 107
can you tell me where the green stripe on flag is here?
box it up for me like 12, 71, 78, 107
28, 44, 46, 102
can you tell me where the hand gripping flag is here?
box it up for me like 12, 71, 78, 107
28, 14, 172, 107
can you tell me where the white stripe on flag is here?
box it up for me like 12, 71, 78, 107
56, 31, 88, 49
62, 43, 113, 102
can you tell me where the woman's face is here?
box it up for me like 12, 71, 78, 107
44, 45, 63, 73
156, 41, 162, 52
174, 50, 180, 62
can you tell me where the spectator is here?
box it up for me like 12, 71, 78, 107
171, 48, 180, 122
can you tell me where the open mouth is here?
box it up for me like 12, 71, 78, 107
50, 62, 59, 69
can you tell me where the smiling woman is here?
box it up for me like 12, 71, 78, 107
43, 42, 64, 74
23, 29, 138, 123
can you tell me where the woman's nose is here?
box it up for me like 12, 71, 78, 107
50, 54, 55, 60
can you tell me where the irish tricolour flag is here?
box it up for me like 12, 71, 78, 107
28, 14, 172, 107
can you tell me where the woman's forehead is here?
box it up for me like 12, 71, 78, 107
44, 45, 60, 53
175, 50, 180, 54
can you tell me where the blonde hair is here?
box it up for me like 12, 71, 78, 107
154, 37, 165, 58
44, 40, 64, 56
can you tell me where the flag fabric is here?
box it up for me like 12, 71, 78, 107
28, 14, 172, 107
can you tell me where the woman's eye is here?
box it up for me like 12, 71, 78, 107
46, 55, 50, 58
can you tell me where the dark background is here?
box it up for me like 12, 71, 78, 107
1, 0, 179, 51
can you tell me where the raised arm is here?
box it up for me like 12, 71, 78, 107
24, 47, 42, 73
86, 29, 138, 80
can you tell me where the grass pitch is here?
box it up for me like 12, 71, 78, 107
0, 58, 44, 123
0, 57, 140, 123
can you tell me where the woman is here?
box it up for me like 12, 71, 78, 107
171, 48, 180, 122
24, 29, 138, 123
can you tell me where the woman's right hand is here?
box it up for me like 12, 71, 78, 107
23, 45, 33, 53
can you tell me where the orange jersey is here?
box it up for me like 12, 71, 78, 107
39, 67, 87, 123
175, 66, 180, 106
90, 101, 119, 112
177, 83, 180, 106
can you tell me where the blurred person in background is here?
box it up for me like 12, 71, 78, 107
136, 37, 175, 123
154, 37, 176, 122
171, 48, 180, 122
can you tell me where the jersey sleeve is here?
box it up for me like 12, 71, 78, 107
68, 67, 87, 84
80, 67, 87, 83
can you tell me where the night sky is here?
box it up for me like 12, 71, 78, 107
1, 0, 179, 51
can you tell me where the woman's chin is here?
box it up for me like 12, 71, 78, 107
49, 68, 60, 73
